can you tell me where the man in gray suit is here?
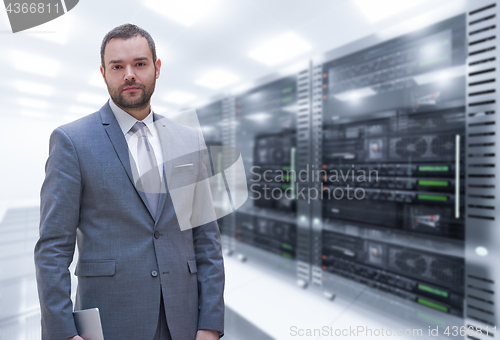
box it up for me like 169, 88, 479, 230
34, 24, 224, 340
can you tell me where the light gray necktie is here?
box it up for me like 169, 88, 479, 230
130, 121, 161, 218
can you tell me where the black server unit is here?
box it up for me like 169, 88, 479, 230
315, 15, 467, 316
196, 101, 232, 239
233, 76, 299, 266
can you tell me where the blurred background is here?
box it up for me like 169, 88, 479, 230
1, 0, 499, 339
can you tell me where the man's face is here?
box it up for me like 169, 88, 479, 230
100, 35, 160, 110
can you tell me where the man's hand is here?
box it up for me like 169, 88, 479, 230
196, 329, 219, 340
64, 336, 84, 340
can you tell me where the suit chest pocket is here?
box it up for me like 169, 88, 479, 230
172, 162, 195, 173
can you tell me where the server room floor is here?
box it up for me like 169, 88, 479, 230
223, 253, 463, 340
0, 205, 463, 340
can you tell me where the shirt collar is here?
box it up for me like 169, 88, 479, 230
108, 98, 155, 136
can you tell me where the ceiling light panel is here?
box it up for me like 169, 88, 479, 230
15, 81, 54, 96
11, 51, 61, 77
355, 0, 429, 23
249, 32, 312, 66
18, 97, 49, 109
20, 109, 49, 119
145, 0, 221, 27
195, 70, 239, 90
162, 91, 197, 105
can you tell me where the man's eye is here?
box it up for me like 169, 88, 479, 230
137, 62, 145, 66
112, 65, 122, 70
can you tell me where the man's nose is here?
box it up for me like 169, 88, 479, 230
124, 65, 136, 81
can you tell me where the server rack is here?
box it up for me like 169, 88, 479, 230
214, 1, 499, 335
229, 69, 312, 278
464, 0, 499, 336
311, 14, 470, 326
195, 99, 236, 253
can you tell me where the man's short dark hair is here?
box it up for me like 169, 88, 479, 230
100, 23, 157, 69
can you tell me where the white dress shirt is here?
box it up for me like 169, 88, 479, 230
108, 99, 164, 180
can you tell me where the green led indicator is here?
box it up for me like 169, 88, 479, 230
282, 87, 293, 94
281, 252, 293, 259
282, 166, 291, 170
418, 284, 449, 298
417, 298, 448, 312
418, 166, 449, 172
281, 185, 291, 190
418, 194, 448, 202
282, 96, 293, 104
418, 180, 449, 187
282, 243, 293, 250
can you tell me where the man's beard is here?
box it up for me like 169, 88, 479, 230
107, 77, 155, 110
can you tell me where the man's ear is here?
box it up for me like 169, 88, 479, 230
100, 65, 106, 81
155, 59, 161, 79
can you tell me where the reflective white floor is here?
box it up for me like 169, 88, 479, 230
0, 206, 41, 340
0, 205, 464, 340
0, 205, 274, 340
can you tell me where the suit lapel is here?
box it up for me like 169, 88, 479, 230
100, 102, 156, 220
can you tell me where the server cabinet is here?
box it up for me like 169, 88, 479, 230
231, 71, 310, 278
195, 99, 235, 253
464, 0, 500, 337
312, 14, 469, 322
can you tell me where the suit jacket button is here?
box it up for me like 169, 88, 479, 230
154, 231, 160, 239
151, 270, 158, 277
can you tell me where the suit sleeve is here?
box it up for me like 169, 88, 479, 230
34, 127, 81, 340
192, 131, 225, 337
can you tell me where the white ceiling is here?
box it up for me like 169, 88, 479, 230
0, 0, 466, 123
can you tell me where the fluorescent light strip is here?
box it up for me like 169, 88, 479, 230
355, 0, 429, 23
12, 51, 61, 77
20, 109, 49, 119
162, 91, 197, 105
195, 70, 239, 90
18, 97, 49, 109
15, 80, 54, 96
249, 32, 312, 66
144, 0, 220, 26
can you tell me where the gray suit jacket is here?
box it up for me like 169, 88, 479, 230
34, 102, 225, 340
